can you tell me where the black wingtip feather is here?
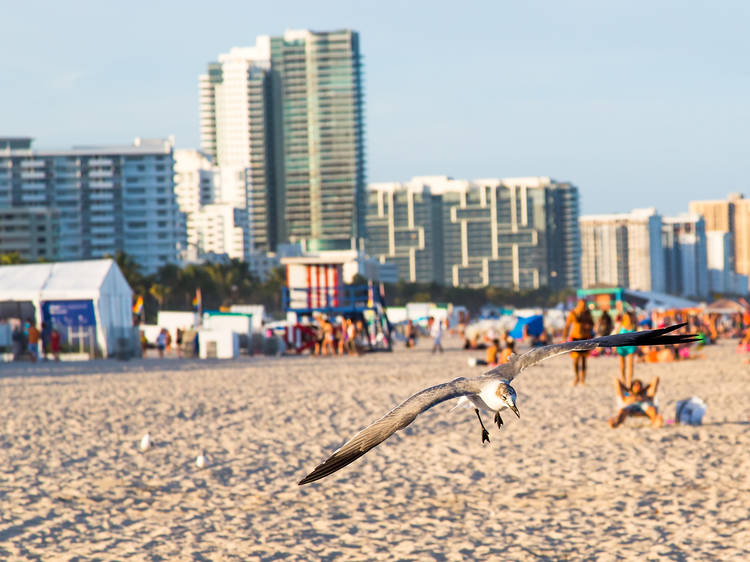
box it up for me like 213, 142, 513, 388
299, 450, 367, 485
595, 322, 699, 349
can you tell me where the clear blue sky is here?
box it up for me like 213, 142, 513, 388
2, 0, 748, 215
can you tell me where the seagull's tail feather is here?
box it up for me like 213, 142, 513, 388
594, 322, 700, 348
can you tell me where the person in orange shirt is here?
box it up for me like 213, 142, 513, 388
485, 339, 500, 365
27, 320, 40, 363
498, 337, 516, 364
564, 299, 594, 386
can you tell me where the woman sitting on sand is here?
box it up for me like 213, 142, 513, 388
609, 377, 663, 428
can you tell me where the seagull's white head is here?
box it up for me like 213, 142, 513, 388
500, 383, 520, 418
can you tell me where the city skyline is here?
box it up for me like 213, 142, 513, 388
2, 1, 748, 217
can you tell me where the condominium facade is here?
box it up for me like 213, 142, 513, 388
689, 193, 750, 289
191, 204, 248, 260
366, 176, 581, 290
174, 149, 216, 260
662, 214, 709, 298
270, 29, 365, 246
199, 29, 365, 251
0, 206, 59, 261
704, 230, 748, 295
199, 39, 275, 253
0, 137, 182, 273
579, 209, 665, 293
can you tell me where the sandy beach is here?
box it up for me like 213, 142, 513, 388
1, 337, 748, 560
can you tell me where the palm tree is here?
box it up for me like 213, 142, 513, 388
108, 251, 144, 293
0, 252, 25, 265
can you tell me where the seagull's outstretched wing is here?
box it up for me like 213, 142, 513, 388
299, 377, 480, 485
483, 322, 698, 381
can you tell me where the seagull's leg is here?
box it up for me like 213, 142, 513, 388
494, 411, 504, 429
475, 409, 490, 444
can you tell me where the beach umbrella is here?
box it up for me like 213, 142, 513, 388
509, 315, 544, 339
703, 298, 744, 315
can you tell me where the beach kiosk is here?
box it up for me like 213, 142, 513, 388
0, 259, 135, 358
281, 255, 392, 351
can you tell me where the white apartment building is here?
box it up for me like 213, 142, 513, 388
705, 231, 748, 295
191, 204, 247, 260
200, 40, 271, 167
0, 137, 182, 273
174, 151, 256, 263
199, 38, 275, 253
174, 149, 217, 260
706, 231, 732, 294
580, 208, 665, 293
662, 214, 709, 298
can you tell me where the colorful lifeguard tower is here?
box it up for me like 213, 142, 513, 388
281, 254, 392, 351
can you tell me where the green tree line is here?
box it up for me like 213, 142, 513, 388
114, 253, 286, 323
2, 252, 575, 322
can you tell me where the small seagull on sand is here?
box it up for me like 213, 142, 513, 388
196, 452, 209, 469
139, 432, 152, 452
299, 323, 698, 485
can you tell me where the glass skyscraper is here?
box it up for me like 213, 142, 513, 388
200, 30, 365, 252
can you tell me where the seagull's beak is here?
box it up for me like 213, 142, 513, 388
510, 404, 520, 418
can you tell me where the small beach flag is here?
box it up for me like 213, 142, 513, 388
192, 288, 202, 313
133, 295, 144, 316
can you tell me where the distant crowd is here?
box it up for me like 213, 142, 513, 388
9, 319, 62, 362
308, 314, 369, 356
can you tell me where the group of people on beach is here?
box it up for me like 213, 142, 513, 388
563, 299, 687, 428
140, 327, 196, 358
10, 319, 61, 362
311, 314, 367, 356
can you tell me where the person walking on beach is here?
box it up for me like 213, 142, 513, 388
156, 329, 167, 358
11, 323, 24, 360
321, 317, 335, 356
615, 311, 637, 388
564, 299, 594, 386
405, 319, 417, 348
429, 316, 444, 353
50, 327, 61, 361
27, 321, 40, 363
41, 322, 51, 360
176, 328, 183, 358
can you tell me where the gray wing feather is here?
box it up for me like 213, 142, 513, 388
481, 341, 596, 381
299, 377, 480, 485
483, 322, 698, 381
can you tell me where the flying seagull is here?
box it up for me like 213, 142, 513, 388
299, 323, 697, 485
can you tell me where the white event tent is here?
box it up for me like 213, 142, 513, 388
0, 259, 133, 357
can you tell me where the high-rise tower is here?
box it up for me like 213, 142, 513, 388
199, 38, 275, 253
199, 30, 365, 253
270, 29, 365, 248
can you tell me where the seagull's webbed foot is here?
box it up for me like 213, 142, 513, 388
475, 408, 491, 444
494, 411, 504, 429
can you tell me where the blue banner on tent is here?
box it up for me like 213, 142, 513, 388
42, 300, 96, 327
